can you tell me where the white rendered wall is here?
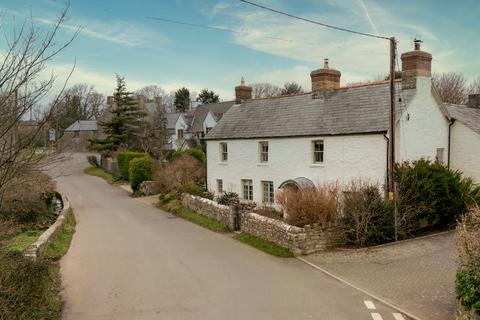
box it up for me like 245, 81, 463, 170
206, 134, 387, 203
451, 121, 480, 183
203, 112, 217, 134
172, 115, 190, 150
396, 77, 449, 163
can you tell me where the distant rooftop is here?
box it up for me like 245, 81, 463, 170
65, 120, 98, 132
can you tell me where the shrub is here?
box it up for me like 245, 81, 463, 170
456, 268, 480, 314
128, 156, 153, 193
158, 193, 177, 204
394, 159, 477, 237
341, 181, 394, 247
165, 148, 205, 163
117, 152, 147, 180
154, 154, 205, 195
86, 155, 100, 168
183, 184, 213, 200
217, 192, 239, 206
276, 184, 339, 227
254, 205, 283, 220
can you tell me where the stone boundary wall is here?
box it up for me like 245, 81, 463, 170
241, 212, 343, 256
25, 195, 71, 261
100, 155, 119, 176
456, 300, 480, 320
182, 194, 236, 230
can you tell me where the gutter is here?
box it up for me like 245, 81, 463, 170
447, 119, 455, 169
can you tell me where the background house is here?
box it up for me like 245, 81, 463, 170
57, 120, 99, 152
205, 43, 456, 205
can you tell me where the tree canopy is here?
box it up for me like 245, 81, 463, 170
174, 87, 190, 112
196, 89, 219, 104
281, 82, 304, 95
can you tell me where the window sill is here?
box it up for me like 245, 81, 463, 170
218, 162, 228, 166
257, 163, 269, 167
310, 163, 325, 168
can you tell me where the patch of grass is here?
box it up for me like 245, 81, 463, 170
6, 230, 43, 252
83, 166, 114, 183
43, 209, 76, 260
235, 232, 294, 257
161, 200, 228, 233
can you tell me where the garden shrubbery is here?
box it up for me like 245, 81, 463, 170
117, 151, 147, 180
456, 205, 480, 315
217, 192, 240, 206
165, 148, 205, 163
86, 155, 100, 168
129, 156, 153, 193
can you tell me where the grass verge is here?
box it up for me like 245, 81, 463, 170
161, 199, 228, 233
43, 209, 76, 260
6, 230, 43, 252
235, 232, 294, 257
83, 166, 114, 183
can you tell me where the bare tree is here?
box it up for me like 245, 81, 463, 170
136, 85, 175, 112
432, 72, 468, 104
136, 105, 168, 158
251, 83, 282, 99
0, 6, 78, 202
467, 77, 480, 95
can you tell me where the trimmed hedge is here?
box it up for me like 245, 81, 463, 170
117, 152, 147, 180
129, 156, 153, 192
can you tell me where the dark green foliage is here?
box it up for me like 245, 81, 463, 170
174, 87, 190, 112
158, 193, 178, 205
456, 268, 480, 314
165, 148, 205, 163
341, 185, 394, 247
129, 156, 153, 192
281, 82, 304, 95
86, 155, 100, 167
89, 75, 146, 153
196, 89, 219, 104
117, 151, 147, 180
183, 184, 213, 200
0, 250, 61, 319
217, 192, 240, 206
394, 159, 477, 237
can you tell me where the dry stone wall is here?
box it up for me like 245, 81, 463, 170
182, 194, 236, 230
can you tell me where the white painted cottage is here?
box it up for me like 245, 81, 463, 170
204, 42, 480, 204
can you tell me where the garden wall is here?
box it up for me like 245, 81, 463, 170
100, 155, 119, 176
182, 194, 236, 230
241, 212, 344, 255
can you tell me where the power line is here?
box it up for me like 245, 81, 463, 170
238, 0, 390, 40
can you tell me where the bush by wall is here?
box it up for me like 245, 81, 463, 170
217, 192, 239, 206
117, 152, 147, 180
86, 155, 100, 168
154, 154, 205, 195
165, 148, 205, 163
129, 156, 153, 193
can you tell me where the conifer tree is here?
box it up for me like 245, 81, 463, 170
89, 75, 146, 153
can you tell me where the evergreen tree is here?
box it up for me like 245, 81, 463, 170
196, 89, 219, 104
89, 75, 146, 153
281, 82, 304, 96
174, 87, 190, 112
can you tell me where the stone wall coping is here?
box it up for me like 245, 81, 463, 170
244, 212, 304, 233
185, 194, 230, 210
24, 194, 71, 261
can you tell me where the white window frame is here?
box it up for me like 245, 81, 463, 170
262, 181, 274, 204
242, 179, 253, 201
259, 141, 269, 163
312, 140, 324, 164
220, 142, 228, 162
217, 179, 223, 194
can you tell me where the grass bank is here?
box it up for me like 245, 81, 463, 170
6, 230, 43, 252
83, 166, 114, 183
235, 232, 293, 257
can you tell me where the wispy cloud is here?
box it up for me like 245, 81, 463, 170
356, 0, 379, 35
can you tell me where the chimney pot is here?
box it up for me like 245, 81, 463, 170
401, 39, 432, 89
235, 77, 252, 103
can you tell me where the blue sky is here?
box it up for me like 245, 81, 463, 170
2, 0, 479, 100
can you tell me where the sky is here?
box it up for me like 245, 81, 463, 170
1, 0, 479, 100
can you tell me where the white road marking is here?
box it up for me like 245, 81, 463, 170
371, 313, 383, 320
364, 300, 376, 310
393, 313, 406, 320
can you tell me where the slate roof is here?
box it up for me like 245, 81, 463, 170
446, 103, 480, 135
187, 101, 234, 133
65, 120, 97, 132
205, 82, 415, 140
165, 113, 182, 129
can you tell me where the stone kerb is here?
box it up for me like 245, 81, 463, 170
24, 195, 71, 261
181, 194, 236, 230
241, 212, 342, 256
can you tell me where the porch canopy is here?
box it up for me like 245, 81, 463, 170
278, 177, 315, 190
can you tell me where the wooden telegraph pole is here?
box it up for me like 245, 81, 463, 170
389, 37, 398, 241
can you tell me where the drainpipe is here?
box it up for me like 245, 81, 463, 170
447, 119, 455, 169
383, 133, 390, 195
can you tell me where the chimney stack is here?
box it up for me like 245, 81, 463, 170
401, 39, 432, 89
310, 58, 341, 94
468, 94, 480, 108
107, 96, 114, 105
235, 77, 252, 104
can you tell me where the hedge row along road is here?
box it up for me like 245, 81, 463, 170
48, 153, 409, 320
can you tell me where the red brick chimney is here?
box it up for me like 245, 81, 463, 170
235, 77, 252, 103
310, 58, 341, 94
401, 39, 432, 89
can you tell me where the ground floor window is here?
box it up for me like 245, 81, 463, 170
262, 181, 274, 203
217, 179, 223, 194
242, 179, 253, 201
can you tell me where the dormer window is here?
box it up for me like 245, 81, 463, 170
177, 129, 184, 140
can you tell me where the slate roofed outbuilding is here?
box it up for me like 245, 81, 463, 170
446, 103, 480, 135
187, 101, 235, 134
205, 81, 415, 140
65, 120, 97, 132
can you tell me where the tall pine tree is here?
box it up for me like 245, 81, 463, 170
89, 75, 145, 153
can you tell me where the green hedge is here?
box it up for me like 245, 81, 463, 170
129, 156, 153, 192
165, 148, 205, 162
457, 268, 480, 314
117, 152, 147, 180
